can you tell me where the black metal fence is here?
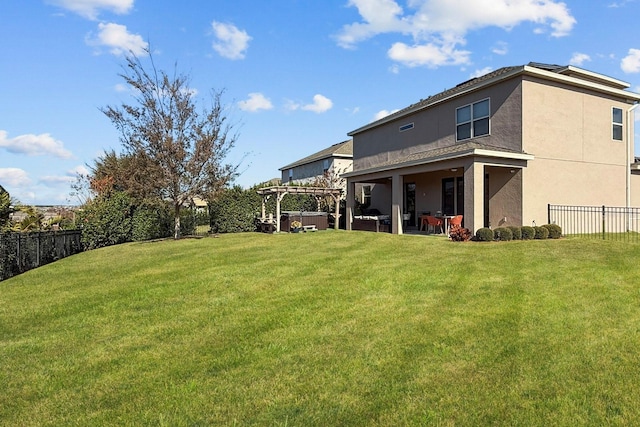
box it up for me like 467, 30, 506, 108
548, 204, 640, 242
0, 230, 83, 281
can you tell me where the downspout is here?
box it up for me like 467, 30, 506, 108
626, 103, 639, 231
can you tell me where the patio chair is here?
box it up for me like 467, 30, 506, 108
449, 215, 463, 227
426, 215, 443, 234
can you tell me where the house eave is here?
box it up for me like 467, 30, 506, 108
342, 148, 534, 179
348, 65, 640, 137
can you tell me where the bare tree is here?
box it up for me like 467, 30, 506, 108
102, 49, 239, 239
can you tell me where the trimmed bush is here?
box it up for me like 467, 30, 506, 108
494, 227, 513, 241
209, 186, 262, 233
78, 191, 134, 250
475, 227, 495, 242
508, 226, 522, 240
521, 226, 535, 240
543, 224, 562, 239
534, 226, 549, 239
132, 200, 171, 241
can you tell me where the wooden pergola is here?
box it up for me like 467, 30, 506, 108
256, 186, 343, 232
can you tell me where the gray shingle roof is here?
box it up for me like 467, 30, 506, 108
280, 139, 352, 170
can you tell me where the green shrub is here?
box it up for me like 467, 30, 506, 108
508, 226, 522, 240
521, 226, 535, 240
542, 224, 562, 239
209, 186, 262, 233
534, 226, 549, 239
78, 192, 134, 250
475, 227, 494, 242
179, 208, 197, 236
132, 200, 171, 241
494, 227, 513, 241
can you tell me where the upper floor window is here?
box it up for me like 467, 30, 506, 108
456, 98, 490, 141
323, 159, 330, 173
288, 169, 293, 182
612, 107, 623, 141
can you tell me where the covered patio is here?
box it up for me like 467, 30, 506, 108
256, 186, 343, 233
343, 143, 534, 234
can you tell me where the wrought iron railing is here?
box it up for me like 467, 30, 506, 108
548, 204, 640, 242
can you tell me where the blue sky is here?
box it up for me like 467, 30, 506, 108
1, 0, 640, 205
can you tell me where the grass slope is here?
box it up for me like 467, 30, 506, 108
2, 232, 640, 426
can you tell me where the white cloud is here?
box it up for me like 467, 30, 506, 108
238, 93, 273, 112
621, 48, 640, 73
211, 22, 251, 60
86, 22, 148, 56
285, 94, 333, 113
470, 67, 493, 78
492, 41, 508, 55
388, 40, 470, 68
302, 94, 333, 113
336, 0, 576, 67
335, 0, 410, 49
40, 175, 76, 186
569, 52, 591, 66
374, 109, 400, 121
69, 165, 90, 176
0, 168, 31, 188
47, 0, 133, 20
0, 130, 73, 159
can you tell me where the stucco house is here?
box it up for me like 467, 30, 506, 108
343, 62, 640, 234
279, 139, 353, 195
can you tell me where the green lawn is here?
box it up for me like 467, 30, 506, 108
2, 231, 640, 426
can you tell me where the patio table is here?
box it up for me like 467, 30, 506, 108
436, 215, 455, 235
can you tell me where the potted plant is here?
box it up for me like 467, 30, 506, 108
290, 220, 302, 233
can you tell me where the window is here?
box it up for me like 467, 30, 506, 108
399, 122, 414, 132
288, 169, 293, 182
323, 159, 330, 173
362, 185, 371, 207
456, 99, 490, 141
613, 107, 623, 141
442, 177, 464, 216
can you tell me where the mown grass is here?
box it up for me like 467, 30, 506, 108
2, 231, 640, 426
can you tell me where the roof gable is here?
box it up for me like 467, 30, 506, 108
279, 139, 353, 171
349, 62, 640, 136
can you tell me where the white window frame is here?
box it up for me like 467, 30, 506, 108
456, 98, 490, 141
612, 107, 623, 141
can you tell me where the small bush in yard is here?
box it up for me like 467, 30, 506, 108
449, 225, 472, 242
534, 226, 549, 239
475, 227, 494, 241
521, 226, 535, 240
494, 227, 513, 241
543, 224, 562, 239
508, 226, 522, 240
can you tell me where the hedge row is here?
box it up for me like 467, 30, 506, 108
475, 224, 562, 242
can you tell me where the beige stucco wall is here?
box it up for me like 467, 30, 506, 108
521, 77, 633, 224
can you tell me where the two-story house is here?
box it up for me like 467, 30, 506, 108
343, 63, 640, 234
279, 139, 353, 195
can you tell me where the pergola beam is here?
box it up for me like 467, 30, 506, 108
257, 186, 343, 232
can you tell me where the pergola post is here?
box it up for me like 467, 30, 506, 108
276, 190, 288, 233
255, 186, 343, 233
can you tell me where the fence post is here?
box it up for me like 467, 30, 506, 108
602, 205, 606, 240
